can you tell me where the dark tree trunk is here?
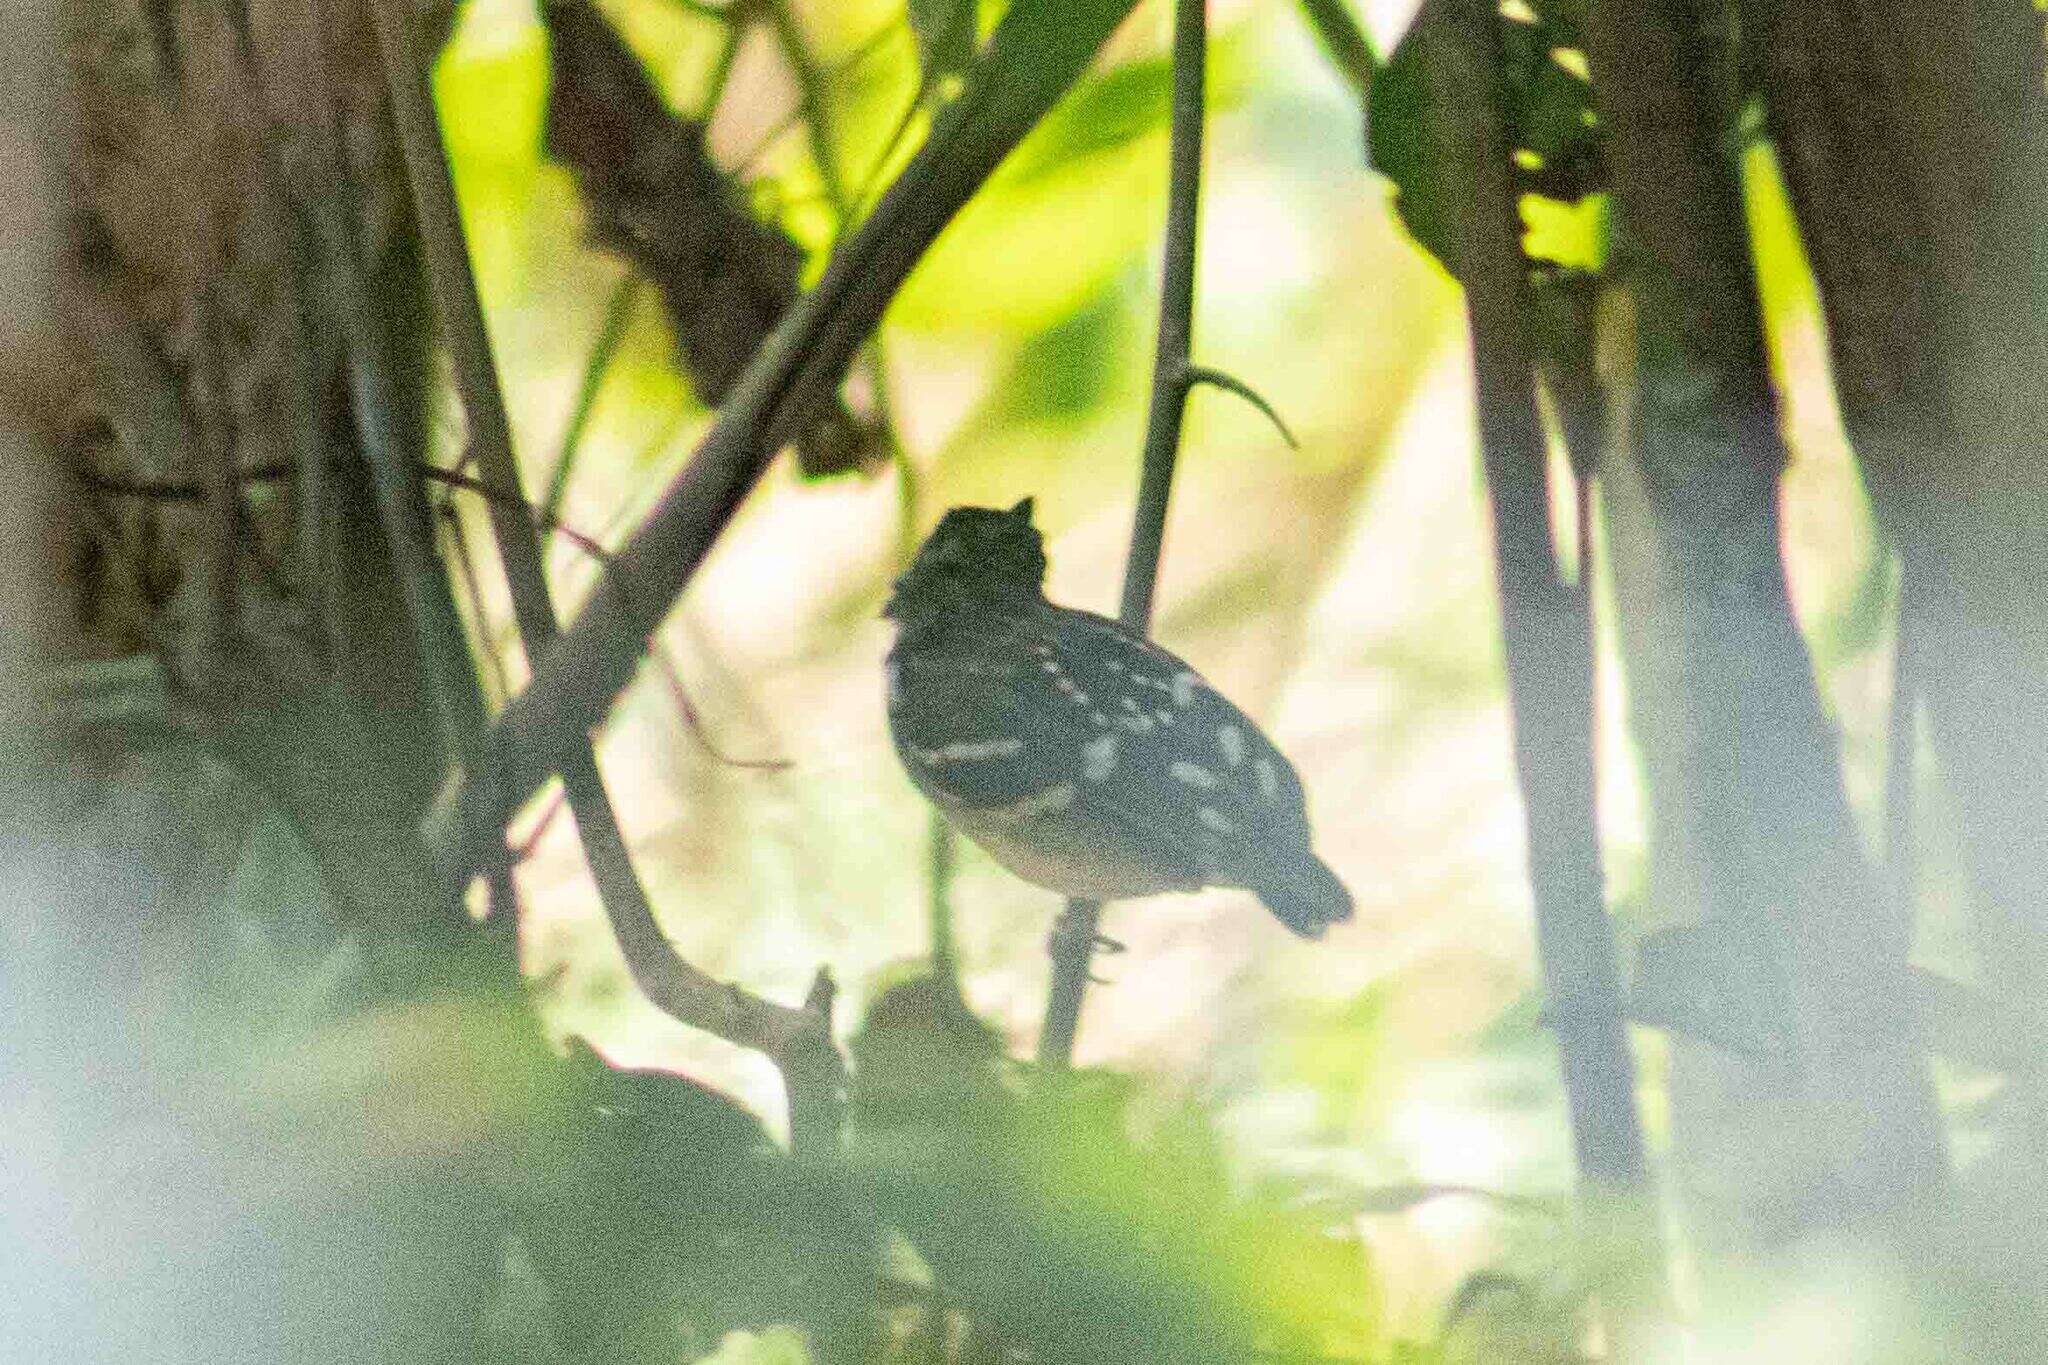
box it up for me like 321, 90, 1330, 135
1584, 0, 1946, 1283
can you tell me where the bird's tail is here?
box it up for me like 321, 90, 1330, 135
1249, 852, 1353, 939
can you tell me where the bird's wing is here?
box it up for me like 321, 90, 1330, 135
1029, 608, 1318, 888
887, 613, 1098, 809
890, 604, 1321, 894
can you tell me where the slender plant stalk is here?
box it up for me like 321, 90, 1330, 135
1038, 0, 1206, 1069
700, 8, 747, 119
764, 0, 852, 211
759, 0, 907, 489
425, 0, 1145, 883
369, 0, 847, 1148
928, 811, 962, 1002
439, 499, 515, 705
1423, 0, 1669, 1344
541, 274, 641, 525
1294, 0, 1375, 102
300, 109, 487, 759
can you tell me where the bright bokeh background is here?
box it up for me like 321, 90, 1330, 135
432, 0, 1907, 1337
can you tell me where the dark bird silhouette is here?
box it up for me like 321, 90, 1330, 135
884, 498, 1351, 937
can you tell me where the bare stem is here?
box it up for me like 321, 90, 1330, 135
370, 0, 845, 1146
542, 274, 641, 524
763, 0, 852, 213
1038, 0, 1207, 1069
1417, 0, 1668, 1341
1293, 0, 1376, 102
307, 6, 487, 765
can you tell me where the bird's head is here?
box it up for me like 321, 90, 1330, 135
884, 497, 1047, 627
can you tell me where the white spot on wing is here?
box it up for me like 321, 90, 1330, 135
916, 737, 1025, 766
886, 661, 904, 705
992, 782, 1076, 822
1082, 733, 1119, 782
1198, 806, 1235, 835
1217, 725, 1246, 768
1171, 671, 1199, 707
1254, 757, 1281, 800
1170, 761, 1217, 789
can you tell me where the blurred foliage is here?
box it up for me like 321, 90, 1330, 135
1370, 0, 1603, 282
847, 973, 1380, 1362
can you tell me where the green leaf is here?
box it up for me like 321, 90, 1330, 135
1520, 191, 1607, 270
1367, 4, 1463, 278
998, 283, 1129, 422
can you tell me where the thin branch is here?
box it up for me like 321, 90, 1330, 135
542, 274, 641, 524
369, 0, 558, 665
429, 466, 614, 564
762, 0, 851, 214
304, 13, 489, 767
79, 456, 786, 772
928, 812, 962, 1004
1038, 0, 1207, 1069
431, 467, 792, 770
1436, 0, 1653, 1190
1184, 363, 1300, 449
439, 499, 514, 704
1120, 0, 1206, 635
426, 0, 1146, 885
71, 463, 293, 501
666, 0, 737, 16
756, 0, 907, 490
698, 4, 748, 119
1294, 0, 1377, 103
1441, 0, 1671, 1341
725, 23, 905, 182
646, 645, 792, 770
373, 0, 845, 1146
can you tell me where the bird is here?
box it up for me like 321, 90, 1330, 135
882, 497, 1352, 938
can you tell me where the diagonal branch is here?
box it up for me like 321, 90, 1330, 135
368, 0, 845, 1147
423, 0, 1144, 884
306, 0, 488, 769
